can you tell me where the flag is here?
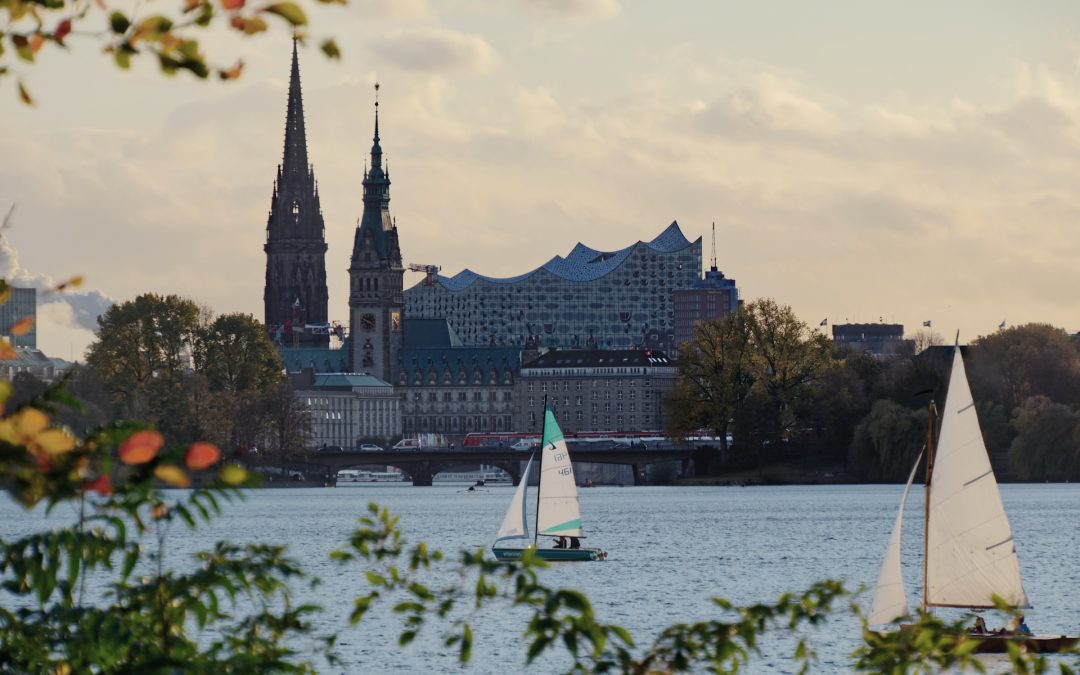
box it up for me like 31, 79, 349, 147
819, 318, 827, 327
923, 320, 931, 328
999, 320, 1006, 330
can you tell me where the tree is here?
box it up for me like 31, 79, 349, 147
194, 312, 283, 395
969, 324, 1080, 413
664, 305, 757, 451
1, 0, 344, 104
849, 399, 929, 482
1009, 395, 1080, 481
86, 293, 202, 424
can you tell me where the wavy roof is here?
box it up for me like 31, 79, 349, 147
434, 221, 693, 291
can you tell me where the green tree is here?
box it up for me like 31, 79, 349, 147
1009, 395, 1080, 481
849, 399, 929, 481
86, 293, 203, 432
969, 324, 1080, 413
195, 312, 283, 394
664, 305, 756, 450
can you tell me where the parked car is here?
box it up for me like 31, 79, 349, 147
359, 443, 384, 452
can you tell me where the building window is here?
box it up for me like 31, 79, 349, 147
576, 396, 583, 406
575, 410, 583, 423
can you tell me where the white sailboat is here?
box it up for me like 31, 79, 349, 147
869, 345, 1076, 652
492, 406, 606, 562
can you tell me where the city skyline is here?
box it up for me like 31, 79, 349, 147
5, 1, 1080, 359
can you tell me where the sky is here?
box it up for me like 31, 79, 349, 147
5, 0, 1080, 360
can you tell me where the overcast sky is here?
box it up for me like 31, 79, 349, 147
5, 0, 1080, 360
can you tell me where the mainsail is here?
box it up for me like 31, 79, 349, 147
494, 455, 534, 544
926, 347, 1028, 608
536, 408, 583, 538
868, 450, 923, 625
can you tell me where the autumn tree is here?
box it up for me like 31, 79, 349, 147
1008, 395, 1080, 481
968, 324, 1080, 413
849, 399, 929, 482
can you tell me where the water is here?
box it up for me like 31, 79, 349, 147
2, 483, 1078, 673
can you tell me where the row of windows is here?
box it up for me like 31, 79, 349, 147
527, 397, 646, 413
527, 379, 652, 392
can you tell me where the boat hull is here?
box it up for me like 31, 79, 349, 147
971, 634, 1078, 654
492, 546, 606, 562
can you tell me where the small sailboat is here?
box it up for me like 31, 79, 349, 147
492, 405, 606, 562
869, 345, 1077, 653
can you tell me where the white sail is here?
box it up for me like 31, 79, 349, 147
926, 346, 1028, 608
536, 409, 583, 538
868, 450, 923, 625
494, 455, 534, 544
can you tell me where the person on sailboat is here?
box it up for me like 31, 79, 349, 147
1009, 614, 1032, 636
554, 536, 567, 549
569, 537, 581, 549
971, 616, 988, 635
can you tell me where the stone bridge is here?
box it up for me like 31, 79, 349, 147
300, 446, 698, 486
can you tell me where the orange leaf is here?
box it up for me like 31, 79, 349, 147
184, 442, 220, 470
154, 464, 191, 488
82, 475, 113, 496
221, 0, 245, 9
10, 316, 33, 336
30, 34, 44, 54
118, 429, 164, 465
55, 276, 84, 292
152, 502, 169, 519
36, 453, 53, 473
219, 60, 243, 80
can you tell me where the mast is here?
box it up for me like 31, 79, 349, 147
921, 400, 937, 612
534, 395, 547, 548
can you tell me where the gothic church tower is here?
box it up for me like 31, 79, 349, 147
263, 39, 330, 348
349, 85, 404, 380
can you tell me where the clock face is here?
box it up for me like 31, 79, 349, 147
360, 313, 376, 331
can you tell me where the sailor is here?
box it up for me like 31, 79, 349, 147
554, 536, 567, 549
569, 537, 581, 549
971, 616, 988, 634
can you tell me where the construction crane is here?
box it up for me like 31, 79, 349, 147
406, 263, 441, 287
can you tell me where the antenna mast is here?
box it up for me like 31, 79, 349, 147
710, 221, 718, 271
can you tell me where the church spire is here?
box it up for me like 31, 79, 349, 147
370, 82, 383, 171
282, 37, 309, 178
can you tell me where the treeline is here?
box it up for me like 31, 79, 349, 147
14, 293, 309, 464
665, 302, 1080, 482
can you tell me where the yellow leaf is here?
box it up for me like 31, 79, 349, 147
36, 429, 76, 456
154, 464, 191, 488
55, 276, 84, 291
14, 408, 49, 439
219, 464, 248, 486
10, 316, 33, 336
0, 380, 12, 403
0, 339, 17, 360
262, 2, 307, 26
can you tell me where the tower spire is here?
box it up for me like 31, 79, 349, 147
282, 36, 309, 177
370, 82, 383, 171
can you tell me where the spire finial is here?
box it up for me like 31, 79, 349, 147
374, 82, 380, 142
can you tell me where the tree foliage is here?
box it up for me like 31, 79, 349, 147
1, 0, 345, 104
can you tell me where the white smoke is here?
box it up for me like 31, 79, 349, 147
0, 206, 114, 353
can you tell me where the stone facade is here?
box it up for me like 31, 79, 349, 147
672, 267, 740, 349
514, 349, 677, 434
291, 370, 401, 448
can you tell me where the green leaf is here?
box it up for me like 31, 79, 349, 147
110, 11, 131, 34
320, 38, 340, 60
262, 2, 307, 25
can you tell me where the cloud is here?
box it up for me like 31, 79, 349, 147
520, 0, 621, 21
692, 73, 841, 144
0, 219, 113, 345
352, 0, 430, 19
368, 29, 499, 74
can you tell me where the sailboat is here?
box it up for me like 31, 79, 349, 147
492, 405, 606, 562
869, 345, 1077, 653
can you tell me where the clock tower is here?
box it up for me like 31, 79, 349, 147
348, 84, 404, 381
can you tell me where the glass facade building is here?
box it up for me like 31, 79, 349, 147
404, 222, 702, 354
0, 287, 36, 349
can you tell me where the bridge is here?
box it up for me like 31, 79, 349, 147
298, 446, 699, 486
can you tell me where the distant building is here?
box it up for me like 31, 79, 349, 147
832, 323, 912, 359
404, 222, 703, 353
1, 287, 36, 349
396, 319, 520, 438
290, 369, 401, 449
0, 347, 72, 383
515, 349, 677, 434
672, 266, 740, 348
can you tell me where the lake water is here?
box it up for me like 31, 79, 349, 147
2, 483, 1078, 673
